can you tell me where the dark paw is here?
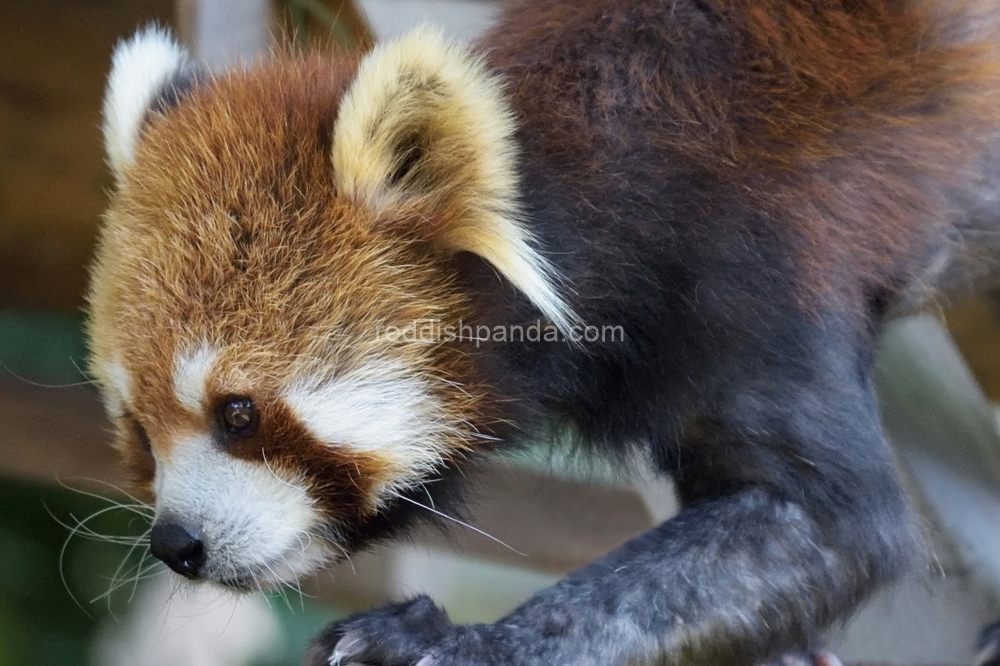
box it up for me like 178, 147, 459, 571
304, 596, 453, 666
762, 651, 843, 666
976, 620, 1000, 666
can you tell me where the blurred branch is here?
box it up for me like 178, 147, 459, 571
878, 315, 1000, 488
876, 314, 1000, 603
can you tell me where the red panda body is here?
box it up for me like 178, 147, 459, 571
88, 1, 1000, 664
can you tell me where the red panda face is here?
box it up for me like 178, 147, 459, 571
88, 28, 575, 588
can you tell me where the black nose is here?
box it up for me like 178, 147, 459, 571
150, 520, 206, 578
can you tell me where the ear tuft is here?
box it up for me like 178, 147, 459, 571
333, 27, 579, 335
103, 26, 191, 180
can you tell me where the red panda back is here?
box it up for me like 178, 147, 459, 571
482, 0, 1000, 307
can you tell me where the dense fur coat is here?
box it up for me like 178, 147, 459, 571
88, 1, 1000, 665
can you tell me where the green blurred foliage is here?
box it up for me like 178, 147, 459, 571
0, 311, 89, 385
0, 477, 143, 666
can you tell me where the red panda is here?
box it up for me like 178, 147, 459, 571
88, 1, 1000, 665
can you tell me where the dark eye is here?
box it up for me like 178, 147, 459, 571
218, 396, 258, 437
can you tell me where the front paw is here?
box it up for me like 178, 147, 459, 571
304, 596, 454, 666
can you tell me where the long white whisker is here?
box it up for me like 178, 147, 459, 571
129, 560, 165, 604
0, 360, 98, 388
330, 539, 356, 575
57, 477, 154, 512
221, 598, 240, 637
53, 503, 94, 620
48, 486, 154, 617
92, 558, 163, 604
260, 449, 302, 491
261, 561, 294, 612
53, 482, 154, 521
292, 528, 314, 556
275, 552, 311, 612
49, 507, 152, 544
100, 527, 154, 611
392, 495, 526, 557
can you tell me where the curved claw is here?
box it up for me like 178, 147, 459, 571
304, 596, 453, 666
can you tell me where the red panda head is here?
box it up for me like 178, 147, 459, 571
88, 27, 574, 589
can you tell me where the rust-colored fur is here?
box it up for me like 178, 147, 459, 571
91, 55, 490, 502
485, 0, 1000, 305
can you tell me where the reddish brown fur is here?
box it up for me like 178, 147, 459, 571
92, 55, 493, 505
483, 0, 1000, 306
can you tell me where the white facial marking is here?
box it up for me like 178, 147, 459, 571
155, 433, 329, 585
173, 344, 218, 413
103, 26, 190, 178
101, 358, 133, 417
282, 360, 457, 483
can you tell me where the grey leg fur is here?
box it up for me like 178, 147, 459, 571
307, 484, 917, 666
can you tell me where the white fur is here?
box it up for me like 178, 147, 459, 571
101, 358, 133, 417
282, 360, 457, 491
103, 26, 189, 179
155, 433, 329, 586
92, 575, 282, 666
173, 344, 217, 413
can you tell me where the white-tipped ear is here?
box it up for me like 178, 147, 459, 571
103, 26, 190, 180
333, 26, 579, 335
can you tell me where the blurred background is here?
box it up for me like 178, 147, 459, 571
3, 1, 1000, 665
